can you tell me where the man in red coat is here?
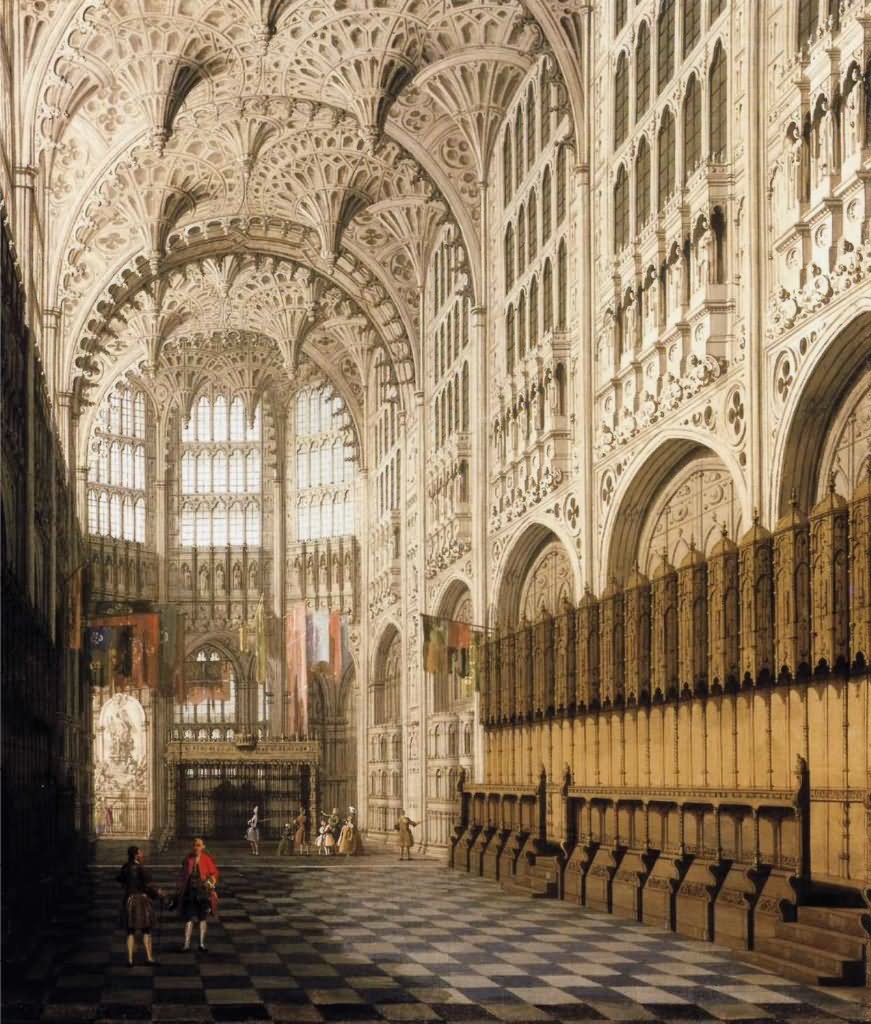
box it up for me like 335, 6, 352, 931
176, 837, 219, 951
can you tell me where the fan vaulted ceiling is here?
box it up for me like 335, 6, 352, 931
16, 0, 583, 421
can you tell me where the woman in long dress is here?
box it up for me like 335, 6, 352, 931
176, 836, 219, 952
246, 805, 260, 856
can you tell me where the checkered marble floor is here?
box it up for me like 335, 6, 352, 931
4, 847, 870, 1024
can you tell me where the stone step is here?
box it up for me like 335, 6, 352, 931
755, 935, 864, 984
733, 949, 848, 987
775, 920, 866, 960
500, 875, 558, 899
797, 906, 869, 939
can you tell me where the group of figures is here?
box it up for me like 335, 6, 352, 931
244, 804, 308, 857
117, 838, 219, 966
315, 806, 364, 856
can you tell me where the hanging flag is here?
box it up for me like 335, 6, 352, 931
308, 607, 330, 670
286, 604, 308, 735
87, 614, 159, 688
468, 632, 482, 693
159, 606, 186, 698
448, 619, 471, 677
422, 615, 449, 673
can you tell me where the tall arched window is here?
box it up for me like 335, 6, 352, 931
506, 305, 516, 372
526, 84, 536, 166
709, 43, 728, 162
87, 383, 148, 543
543, 259, 554, 332
518, 291, 527, 359
557, 240, 568, 329
515, 107, 524, 183
657, 0, 676, 94
540, 69, 551, 146
658, 108, 676, 208
504, 224, 515, 292
556, 145, 567, 224
461, 363, 469, 430
528, 190, 538, 259
295, 386, 357, 541
503, 131, 513, 205
517, 205, 527, 274
615, 0, 628, 34
529, 276, 539, 348
797, 0, 818, 51
180, 394, 261, 549
683, 74, 702, 180
615, 51, 629, 147
542, 166, 553, 240
683, 0, 701, 57
636, 137, 651, 227
614, 164, 630, 251
636, 22, 651, 120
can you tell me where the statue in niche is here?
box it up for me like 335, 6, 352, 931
232, 563, 242, 590
622, 291, 637, 354
695, 228, 712, 291
248, 562, 258, 591
787, 122, 807, 206
182, 563, 192, 591
216, 564, 225, 592
319, 552, 329, 589
843, 68, 863, 157
817, 98, 835, 182
306, 553, 316, 592
198, 566, 209, 597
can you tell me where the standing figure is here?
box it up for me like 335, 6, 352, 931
396, 809, 418, 861
246, 805, 260, 856
293, 808, 308, 855
323, 818, 336, 855
337, 818, 355, 856
176, 836, 219, 952
277, 821, 292, 857
316, 823, 328, 855
117, 845, 164, 966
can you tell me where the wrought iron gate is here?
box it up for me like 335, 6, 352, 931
176, 762, 310, 839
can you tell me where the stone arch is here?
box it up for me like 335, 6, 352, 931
371, 621, 401, 727
493, 521, 580, 629
434, 575, 474, 620
772, 306, 871, 518
600, 431, 749, 587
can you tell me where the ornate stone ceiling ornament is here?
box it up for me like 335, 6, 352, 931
21, 0, 579, 422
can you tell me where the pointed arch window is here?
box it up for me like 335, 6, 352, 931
543, 259, 554, 332
87, 383, 149, 542
636, 137, 651, 227
658, 108, 676, 208
503, 130, 513, 204
515, 107, 524, 182
636, 22, 651, 120
709, 44, 728, 161
657, 0, 676, 94
529, 276, 539, 348
614, 164, 630, 251
528, 190, 538, 259
461, 363, 469, 430
505, 224, 515, 291
683, 0, 701, 56
526, 84, 536, 165
615, 0, 628, 33
683, 74, 702, 180
507, 305, 516, 372
557, 240, 568, 329
556, 146, 567, 224
518, 205, 526, 274
518, 291, 527, 359
540, 69, 551, 146
797, 0, 818, 50
542, 166, 553, 240
615, 52, 629, 147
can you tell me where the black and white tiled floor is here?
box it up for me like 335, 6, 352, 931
4, 845, 871, 1023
